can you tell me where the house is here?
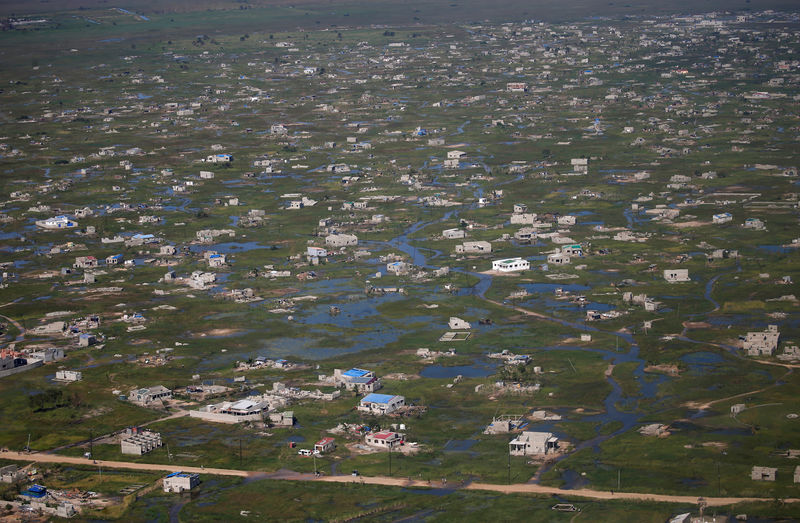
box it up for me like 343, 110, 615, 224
163, 472, 200, 493
514, 228, 536, 243
663, 269, 690, 283
55, 370, 82, 382
205, 252, 226, 268
365, 430, 405, 449
21, 484, 47, 498
314, 437, 336, 454
513, 203, 528, 214
510, 213, 536, 225
307, 246, 328, 258
106, 254, 123, 265
447, 150, 466, 159
562, 244, 583, 257
506, 82, 528, 92
358, 393, 405, 415
0, 464, 24, 483
269, 411, 295, 427
456, 241, 492, 254
199, 171, 214, 179
74, 256, 98, 269
270, 124, 288, 135
509, 431, 559, 456
557, 215, 576, 226
341, 201, 367, 210
333, 368, 382, 393
712, 212, 733, 224
159, 245, 177, 256
443, 228, 466, 240
36, 215, 78, 229
120, 428, 163, 455
206, 153, 233, 163
448, 317, 471, 330
742, 325, 780, 357
28, 347, 64, 362
325, 234, 358, 248
570, 158, 588, 174
190, 398, 271, 423
492, 258, 530, 272
129, 385, 172, 405
547, 251, 571, 265
484, 415, 524, 434
743, 218, 766, 230
751, 466, 777, 481
386, 261, 409, 275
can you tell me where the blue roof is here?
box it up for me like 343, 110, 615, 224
22, 485, 47, 498
342, 368, 370, 378
166, 471, 182, 478
362, 393, 395, 404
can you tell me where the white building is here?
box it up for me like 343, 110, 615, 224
442, 228, 466, 240
492, 258, 530, 272
36, 215, 78, 230
206, 154, 233, 163
712, 212, 733, 224
120, 428, 163, 455
742, 325, 780, 357
509, 431, 559, 456
55, 370, 82, 382
163, 472, 200, 493
325, 234, 358, 248
190, 399, 271, 423
357, 393, 405, 415
547, 251, 570, 265
448, 317, 471, 330
456, 241, 492, 254
663, 269, 690, 283
129, 385, 172, 405
570, 158, 588, 174
365, 430, 405, 449
333, 368, 382, 393
510, 213, 536, 225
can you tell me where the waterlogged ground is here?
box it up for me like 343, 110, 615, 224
0, 5, 799, 520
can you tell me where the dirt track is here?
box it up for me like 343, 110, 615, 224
2, 451, 797, 507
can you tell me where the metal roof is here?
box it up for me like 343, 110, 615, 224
361, 393, 396, 404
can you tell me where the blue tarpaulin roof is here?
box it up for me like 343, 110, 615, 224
361, 393, 395, 404
342, 368, 370, 378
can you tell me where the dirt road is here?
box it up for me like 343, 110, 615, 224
2, 451, 797, 508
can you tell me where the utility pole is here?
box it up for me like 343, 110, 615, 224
507, 445, 511, 485
313, 453, 317, 476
